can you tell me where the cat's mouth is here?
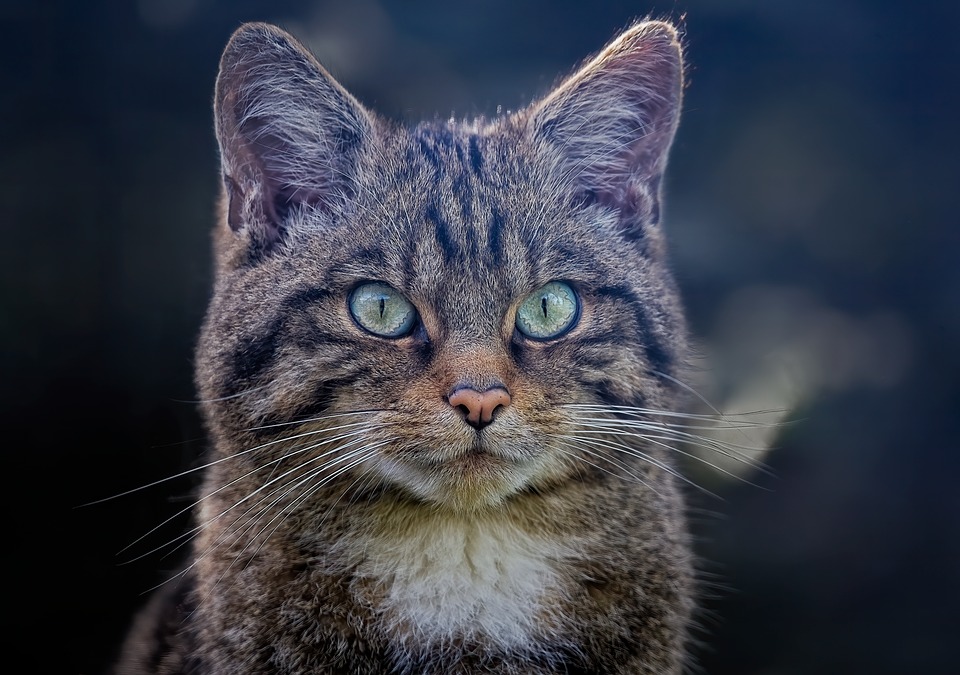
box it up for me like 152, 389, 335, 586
447, 447, 509, 471
410, 431, 530, 466
409, 442, 515, 471
376, 436, 546, 509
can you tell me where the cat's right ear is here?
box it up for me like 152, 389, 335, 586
214, 23, 373, 251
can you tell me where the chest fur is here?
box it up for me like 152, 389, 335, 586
344, 514, 574, 652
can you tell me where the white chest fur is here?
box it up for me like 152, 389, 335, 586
348, 510, 574, 652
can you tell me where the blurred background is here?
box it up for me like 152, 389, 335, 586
3, 0, 957, 672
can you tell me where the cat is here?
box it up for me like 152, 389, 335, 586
116, 18, 696, 674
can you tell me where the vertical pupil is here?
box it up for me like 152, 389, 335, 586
541, 296, 548, 318
379, 297, 385, 318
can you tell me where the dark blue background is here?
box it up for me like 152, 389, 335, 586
2, 1, 957, 672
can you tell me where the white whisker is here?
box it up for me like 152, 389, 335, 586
551, 436, 656, 492
116, 426, 380, 562
150, 440, 384, 599
205, 443, 387, 598
83, 416, 379, 508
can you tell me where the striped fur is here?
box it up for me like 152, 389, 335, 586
116, 20, 693, 675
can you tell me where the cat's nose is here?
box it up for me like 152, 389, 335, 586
447, 385, 511, 430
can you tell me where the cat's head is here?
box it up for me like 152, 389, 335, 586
197, 21, 687, 512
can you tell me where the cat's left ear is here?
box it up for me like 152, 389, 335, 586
214, 23, 374, 251
527, 21, 683, 236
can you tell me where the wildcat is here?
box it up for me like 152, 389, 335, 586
116, 18, 695, 674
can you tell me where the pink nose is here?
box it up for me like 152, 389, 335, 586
448, 386, 511, 429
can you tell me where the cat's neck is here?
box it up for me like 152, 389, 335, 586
331, 493, 584, 654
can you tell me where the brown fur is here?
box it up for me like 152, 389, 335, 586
116, 19, 694, 674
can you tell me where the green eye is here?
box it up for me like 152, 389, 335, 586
349, 282, 417, 338
516, 281, 579, 340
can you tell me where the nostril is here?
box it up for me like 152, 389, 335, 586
448, 388, 484, 426
483, 389, 511, 422
448, 385, 511, 430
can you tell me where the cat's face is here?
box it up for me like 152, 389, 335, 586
197, 22, 685, 512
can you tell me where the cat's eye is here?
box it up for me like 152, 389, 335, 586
515, 281, 579, 340
348, 282, 417, 338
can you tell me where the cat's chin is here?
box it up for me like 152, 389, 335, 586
374, 449, 555, 512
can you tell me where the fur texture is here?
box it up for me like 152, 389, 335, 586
116, 19, 694, 674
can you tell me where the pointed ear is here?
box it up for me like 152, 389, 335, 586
527, 21, 683, 234
214, 22, 374, 250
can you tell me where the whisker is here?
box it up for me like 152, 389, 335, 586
561, 401, 783, 479
245, 409, 382, 432
144, 441, 383, 598
556, 431, 717, 496
650, 371, 790, 458
596, 432, 756, 492
172, 384, 271, 404
82, 417, 378, 508
240, 447, 382, 566
570, 418, 770, 460
567, 418, 773, 483
562, 403, 783, 425
203, 443, 386, 599
568, 413, 777, 434
551, 436, 657, 493
118, 440, 364, 565
209, 441, 378, 558
650, 370, 726, 418
116, 427, 380, 562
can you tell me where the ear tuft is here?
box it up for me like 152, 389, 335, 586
529, 21, 684, 232
214, 22, 373, 250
